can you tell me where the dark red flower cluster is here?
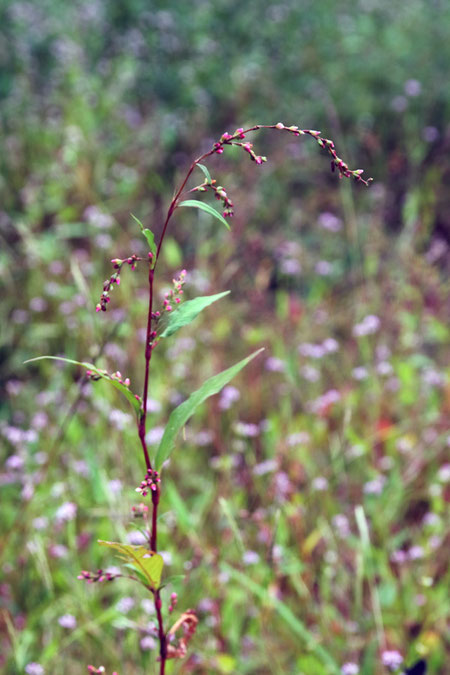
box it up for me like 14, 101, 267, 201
135, 469, 161, 497
78, 569, 119, 583
96, 254, 142, 312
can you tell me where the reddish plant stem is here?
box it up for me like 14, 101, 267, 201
135, 266, 166, 669
151, 487, 159, 552
144, 148, 221, 674
137, 267, 155, 472
137, 122, 370, 673
155, 590, 167, 672
143, 127, 283, 673
155, 122, 370, 271
155, 151, 213, 266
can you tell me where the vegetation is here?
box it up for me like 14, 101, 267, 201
1, 1, 449, 674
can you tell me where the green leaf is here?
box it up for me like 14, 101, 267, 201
178, 199, 230, 230
24, 356, 141, 416
122, 563, 151, 587
131, 214, 157, 259
154, 348, 264, 470
158, 291, 230, 339
98, 540, 164, 589
143, 229, 156, 258
131, 213, 145, 231
196, 163, 212, 183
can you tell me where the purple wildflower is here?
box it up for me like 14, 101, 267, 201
381, 650, 403, 670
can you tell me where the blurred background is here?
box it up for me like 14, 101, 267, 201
1, 1, 449, 673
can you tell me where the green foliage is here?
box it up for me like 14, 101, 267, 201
178, 199, 231, 230
196, 163, 212, 184
131, 214, 157, 260
222, 564, 340, 674
158, 291, 230, 338
2, 1, 450, 672
98, 541, 164, 590
24, 356, 142, 416
155, 348, 264, 469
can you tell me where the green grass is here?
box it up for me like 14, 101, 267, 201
2, 217, 448, 673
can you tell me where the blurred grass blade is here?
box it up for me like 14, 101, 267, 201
355, 505, 370, 551
355, 505, 385, 648
219, 497, 245, 554
158, 291, 230, 338
41, 607, 119, 663
178, 199, 230, 230
222, 563, 340, 674
24, 356, 141, 416
70, 257, 93, 305
166, 480, 195, 534
155, 348, 264, 470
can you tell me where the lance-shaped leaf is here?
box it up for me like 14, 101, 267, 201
154, 348, 264, 470
158, 291, 230, 339
178, 199, 230, 230
196, 163, 212, 183
131, 213, 157, 260
98, 540, 164, 589
24, 356, 142, 416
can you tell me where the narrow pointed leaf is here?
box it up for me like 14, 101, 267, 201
196, 163, 212, 183
155, 348, 264, 470
131, 213, 145, 232
98, 540, 164, 589
25, 356, 141, 416
143, 229, 156, 258
131, 213, 156, 258
106, 378, 142, 416
158, 291, 230, 339
178, 199, 230, 230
